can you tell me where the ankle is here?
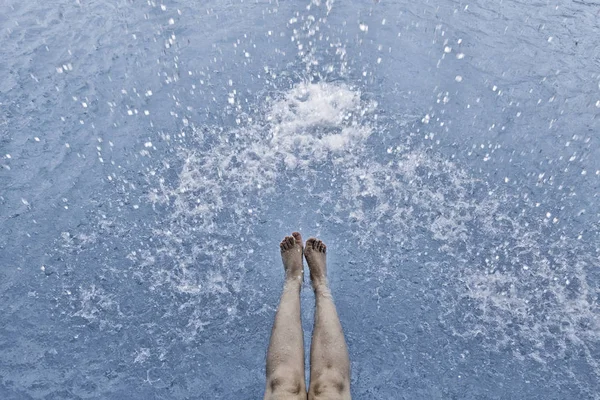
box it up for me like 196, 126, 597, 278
284, 274, 303, 288
312, 280, 329, 293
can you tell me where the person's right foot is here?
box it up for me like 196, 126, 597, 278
304, 237, 327, 288
280, 232, 304, 282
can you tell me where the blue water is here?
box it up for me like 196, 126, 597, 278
1, 0, 599, 398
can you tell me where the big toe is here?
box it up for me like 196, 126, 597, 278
292, 232, 303, 247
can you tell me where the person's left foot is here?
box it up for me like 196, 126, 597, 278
280, 232, 304, 281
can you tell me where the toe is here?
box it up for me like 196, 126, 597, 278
322, 244, 327, 253
306, 238, 316, 250
292, 232, 303, 246
287, 236, 295, 247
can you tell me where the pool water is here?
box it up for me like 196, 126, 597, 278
1, 0, 599, 398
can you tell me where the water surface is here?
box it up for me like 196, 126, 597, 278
1, 0, 599, 398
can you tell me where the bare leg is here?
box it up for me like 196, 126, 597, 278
264, 232, 307, 400
305, 238, 351, 400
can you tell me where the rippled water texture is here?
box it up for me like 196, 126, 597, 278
1, 0, 599, 398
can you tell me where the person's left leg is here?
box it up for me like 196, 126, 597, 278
264, 232, 307, 400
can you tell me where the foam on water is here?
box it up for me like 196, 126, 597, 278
268, 82, 375, 165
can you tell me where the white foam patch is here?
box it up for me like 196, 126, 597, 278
268, 83, 375, 165
71, 284, 121, 331
450, 234, 600, 371
149, 81, 376, 228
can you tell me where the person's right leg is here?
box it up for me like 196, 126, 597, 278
305, 238, 352, 400
263, 232, 307, 400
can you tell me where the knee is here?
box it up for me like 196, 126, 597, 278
309, 370, 349, 399
266, 369, 306, 397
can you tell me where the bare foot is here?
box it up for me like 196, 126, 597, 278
304, 237, 327, 289
280, 232, 304, 282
